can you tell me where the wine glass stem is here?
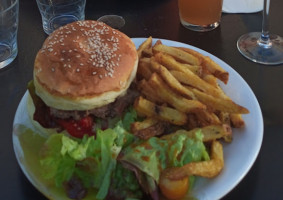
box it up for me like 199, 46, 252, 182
260, 0, 271, 47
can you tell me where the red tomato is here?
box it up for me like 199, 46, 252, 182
57, 116, 94, 138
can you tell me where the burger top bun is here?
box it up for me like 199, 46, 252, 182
34, 20, 138, 111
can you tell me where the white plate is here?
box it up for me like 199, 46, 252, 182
13, 38, 263, 200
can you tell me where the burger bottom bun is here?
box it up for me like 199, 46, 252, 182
34, 55, 138, 111
27, 93, 68, 137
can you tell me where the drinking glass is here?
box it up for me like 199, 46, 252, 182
237, 0, 283, 65
0, 0, 19, 69
178, 0, 223, 32
36, 0, 86, 35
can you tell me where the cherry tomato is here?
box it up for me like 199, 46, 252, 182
57, 116, 94, 138
159, 173, 189, 200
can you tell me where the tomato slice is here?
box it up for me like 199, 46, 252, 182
57, 116, 94, 138
159, 173, 189, 200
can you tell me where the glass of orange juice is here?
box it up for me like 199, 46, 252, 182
178, 0, 223, 32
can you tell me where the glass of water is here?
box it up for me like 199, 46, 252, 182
36, 0, 86, 35
0, 0, 19, 69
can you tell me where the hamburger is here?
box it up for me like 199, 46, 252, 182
28, 20, 138, 138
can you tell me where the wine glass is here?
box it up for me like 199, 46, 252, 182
237, 0, 283, 65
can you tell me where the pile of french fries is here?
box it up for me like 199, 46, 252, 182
131, 37, 250, 180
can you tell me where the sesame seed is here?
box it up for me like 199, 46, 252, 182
44, 21, 123, 79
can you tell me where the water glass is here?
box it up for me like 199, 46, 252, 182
0, 0, 19, 69
36, 0, 86, 35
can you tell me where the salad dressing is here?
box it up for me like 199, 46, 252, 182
15, 126, 98, 200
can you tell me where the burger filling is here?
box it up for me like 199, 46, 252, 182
28, 80, 139, 138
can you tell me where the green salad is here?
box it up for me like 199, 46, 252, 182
32, 108, 210, 200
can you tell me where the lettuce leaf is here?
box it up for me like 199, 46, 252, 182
108, 162, 143, 199
39, 108, 137, 200
120, 129, 209, 182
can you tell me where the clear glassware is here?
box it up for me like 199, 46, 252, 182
237, 0, 283, 65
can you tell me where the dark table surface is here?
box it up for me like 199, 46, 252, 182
1, 0, 283, 199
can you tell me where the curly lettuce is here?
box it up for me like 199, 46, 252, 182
120, 130, 210, 183
39, 108, 137, 200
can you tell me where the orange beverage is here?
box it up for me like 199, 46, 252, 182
178, 0, 223, 31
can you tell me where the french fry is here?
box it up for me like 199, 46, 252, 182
131, 120, 167, 140
153, 44, 201, 65
131, 117, 167, 140
178, 47, 229, 84
223, 134, 233, 143
140, 57, 151, 63
137, 79, 161, 103
142, 48, 153, 57
150, 58, 196, 100
217, 111, 231, 125
152, 51, 201, 75
137, 36, 152, 58
189, 87, 249, 114
183, 140, 224, 178
136, 38, 248, 140
131, 117, 159, 133
155, 53, 228, 99
153, 39, 162, 48
148, 73, 206, 113
194, 110, 221, 126
202, 74, 219, 88
170, 70, 228, 100
163, 140, 224, 180
134, 96, 188, 125
161, 124, 232, 142
215, 112, 233, 142
230, 113, 245, 128
137, 58, 153, 80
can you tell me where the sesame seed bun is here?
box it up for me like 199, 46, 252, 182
33, 20, 138, 110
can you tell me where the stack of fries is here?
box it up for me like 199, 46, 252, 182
132, 37, 249, 140
130, 37, 250, 180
